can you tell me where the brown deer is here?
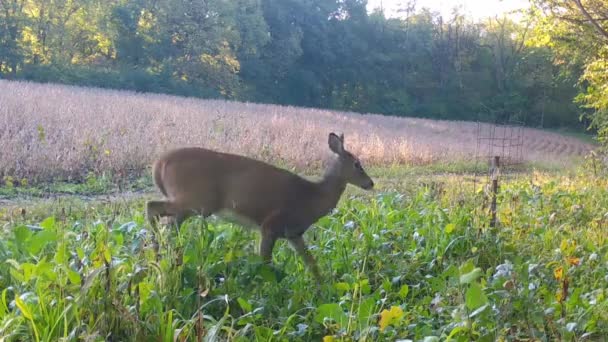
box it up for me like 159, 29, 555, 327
146, 133, 374, 282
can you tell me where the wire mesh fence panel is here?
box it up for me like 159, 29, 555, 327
472, 119, 528, 229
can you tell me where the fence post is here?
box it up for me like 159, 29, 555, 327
490, 156, 500, 228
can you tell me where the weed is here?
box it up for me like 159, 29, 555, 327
0, 168, 606, 340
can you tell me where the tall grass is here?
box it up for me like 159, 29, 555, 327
0, 79, 595, 184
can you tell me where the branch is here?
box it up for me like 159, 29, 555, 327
514, 20, 530, 55
557, 15, 608, 24
573, 0, 608, 41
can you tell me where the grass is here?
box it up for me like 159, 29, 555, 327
0, 154, 581, 204
1, 163, 607, 341
0, 172, 153, 199
545, 127, 598, 146
0, 79, 596, 186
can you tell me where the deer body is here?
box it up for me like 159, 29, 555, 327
146, 133, 373, 282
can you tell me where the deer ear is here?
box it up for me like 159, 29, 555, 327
328, 132, 345, 155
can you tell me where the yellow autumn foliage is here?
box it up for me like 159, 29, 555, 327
379, 305, 404, 331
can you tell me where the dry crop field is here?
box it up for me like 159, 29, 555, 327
0, 79, 595, 185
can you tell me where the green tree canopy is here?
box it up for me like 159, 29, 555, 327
0, 0, 591, 132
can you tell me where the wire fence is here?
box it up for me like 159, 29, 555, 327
472, 118, 528, 229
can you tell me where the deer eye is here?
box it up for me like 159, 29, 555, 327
354, 160, 363, 171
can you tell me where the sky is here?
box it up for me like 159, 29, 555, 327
366, 0, 531, 21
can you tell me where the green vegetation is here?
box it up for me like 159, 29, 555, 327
0, 160, 567, 201
1, 165, 607, 341
0, 0, 593, 131
0, 172, 153, 199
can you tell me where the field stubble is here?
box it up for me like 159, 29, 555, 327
0, 80, 596, 185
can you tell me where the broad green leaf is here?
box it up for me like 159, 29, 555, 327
442, 264, 459, 279
357, 279, 371, 295
40, 217, 56, 230
458, 259, 475, 275
465, 282, 488, 310
103, 249, 111, 263
224, 250, 234, 263
448, 326, 469, 338
37, 260, 57, 281
27, 230, 57, 255
67, 269, 81, 285
237, 297, 252, 313
76, 247, 85, 260
560, 239, 568, 253
20, 263, 36, 282
9, 268, 25, 283
334, 282, 351, 292
13, 225, 32, 245
398, 284, 409, 299
114, 233, 124, 247
445, 223, 456, 234
357, 297, 376, 329
460, 268, 482, 285
258, 264, 277, 283
1, 289, 9, 313
315, 303, 348, 328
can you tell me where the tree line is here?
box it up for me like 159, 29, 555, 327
0, 0, 596, 131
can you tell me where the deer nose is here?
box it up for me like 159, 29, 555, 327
364, 180, 374, 189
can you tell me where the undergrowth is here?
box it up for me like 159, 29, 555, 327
0, 169, 607, 341
0, 161, 561, 201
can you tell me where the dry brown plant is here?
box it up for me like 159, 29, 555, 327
0, 80, 595, 184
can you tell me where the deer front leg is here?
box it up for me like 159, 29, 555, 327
260, 229, 277, 264
288, 235, 322, 284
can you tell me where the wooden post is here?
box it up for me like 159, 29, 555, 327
490, 156, 500, 228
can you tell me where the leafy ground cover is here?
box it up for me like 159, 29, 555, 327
0, 167, 607, 341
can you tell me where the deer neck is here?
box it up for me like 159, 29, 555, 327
316, 160, 347, 210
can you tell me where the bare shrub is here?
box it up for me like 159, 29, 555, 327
0, 79, 595, 184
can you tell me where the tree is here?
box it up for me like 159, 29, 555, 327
0, 0, 27, 75
0, 0, 591, 133
528, 0, 608, 145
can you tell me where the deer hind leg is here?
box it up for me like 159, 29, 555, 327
288, 235, 322, 284
174, 209, 198, 229
259, 210, 282, 264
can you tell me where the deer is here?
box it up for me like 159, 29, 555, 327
145, 132, 374, 283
